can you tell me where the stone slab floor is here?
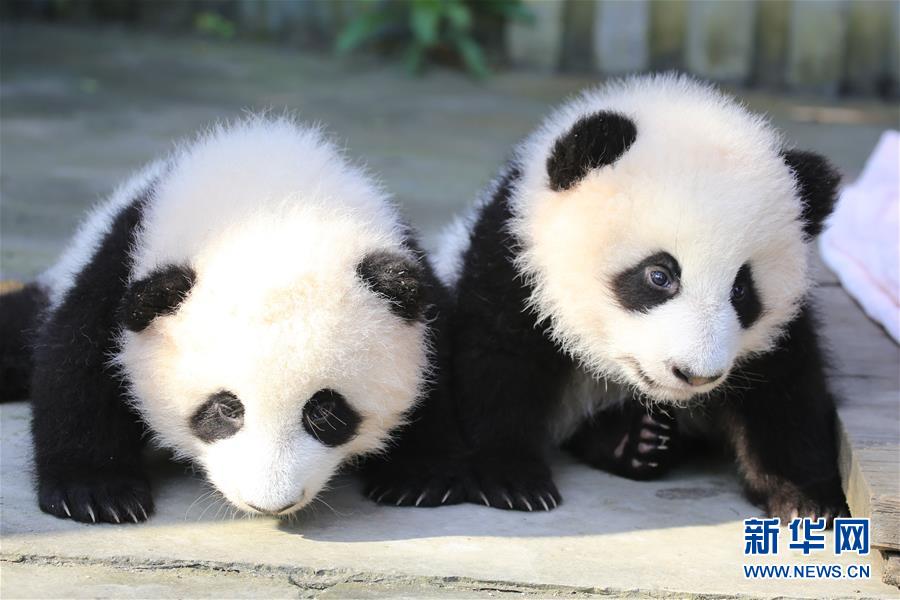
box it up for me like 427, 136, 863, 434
1, 25, 898, 599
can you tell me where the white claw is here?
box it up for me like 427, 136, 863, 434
440, 489, 452, 504
657, 422, 672, 430
127, 508, 138, 523
648, 462, 659, 468
395, 491, 409, 506
87, 505, 97, 523
657, 441, 668, 451
520, 496, 533, 512
549, 495, 558, 509
367, 487, 380, 500
138, 504, 148, 521
375, 488, 391, 503
538, 496, 550, 511
109, 508, 121, 524
61, 501, 72, 518
414, 490, 428, 507
631, 458, 644, 469
501, 493, 513, 509
478, 491, 490, 506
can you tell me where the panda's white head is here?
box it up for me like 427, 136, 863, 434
511, 75, 839, 405
114, 119, 430, 515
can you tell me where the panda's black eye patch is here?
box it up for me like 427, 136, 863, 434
731, 263, 762, 328
190, 391, 244, 443
302, 389, 361, 447
613, 251, 681, 313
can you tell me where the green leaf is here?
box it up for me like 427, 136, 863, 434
194, 11, 236, 40
454, 35, 489, 79
409, 0, 441, 47
444, 1, 472, 32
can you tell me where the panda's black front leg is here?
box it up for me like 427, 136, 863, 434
452, 317, 569, 511
446, 185, 572, 511
31, 316, 153, 524
30, 288, 155, 525
565, 400, 680, 480
30, 198, 155, 524
719, 306, 847, 525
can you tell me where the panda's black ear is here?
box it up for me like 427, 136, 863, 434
357, 250, 425, 322
782, 149, 841, 237
547, 111, 637, 192
119, 265, 196, 332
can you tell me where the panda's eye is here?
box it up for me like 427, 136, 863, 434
646, 267, 675, 290
190, 391, 244, 443
731, 283, 746, 301
302, 389, 361, 447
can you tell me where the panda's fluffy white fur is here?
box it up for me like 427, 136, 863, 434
381, 74, 845, 521
6, 117, 434, 523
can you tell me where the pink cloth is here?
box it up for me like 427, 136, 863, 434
819, 130, 899, 343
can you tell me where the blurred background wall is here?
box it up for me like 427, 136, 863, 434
2, 0, 897, 98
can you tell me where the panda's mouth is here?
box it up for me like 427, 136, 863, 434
246, 500, 302, 516
236, 488, 309, 517
619, 356, 695, 400
633, 364, 659, 388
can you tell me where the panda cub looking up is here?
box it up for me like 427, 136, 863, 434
369, 75, 846, 522
1, 118, 439, 523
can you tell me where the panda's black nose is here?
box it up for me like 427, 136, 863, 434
671, 366, 723, 387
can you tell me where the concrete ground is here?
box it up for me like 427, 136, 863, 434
1, 25, 898, 599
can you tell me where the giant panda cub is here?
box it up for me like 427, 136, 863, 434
0, 118, 440, 524
370, 75, 847, 522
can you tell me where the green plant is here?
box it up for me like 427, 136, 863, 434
194, 11, 236, 40
336, 0, 533, 78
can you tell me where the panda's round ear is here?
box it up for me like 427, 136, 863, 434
546, 111, 637, 192
356, 250, 425, 322
119, 265, 196, 332
782, 149, 841, 238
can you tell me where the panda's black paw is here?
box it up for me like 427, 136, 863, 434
760, 482, 848, 528
363, 457, 467, 507
565, 402, 678, 481
615, 411, 678, 480
38, 473, 154, 524
467, 456, 561, 511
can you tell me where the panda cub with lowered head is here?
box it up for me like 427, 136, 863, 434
369, 75, 847, 522
1, 118, 441, 523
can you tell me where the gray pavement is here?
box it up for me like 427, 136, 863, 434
2, 401, 896, 598
1, 24, 898, 599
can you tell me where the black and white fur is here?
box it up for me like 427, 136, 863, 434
369, 75, 847, 522
0, 118, 443, 523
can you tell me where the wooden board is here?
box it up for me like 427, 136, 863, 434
816, 283, 900, 552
